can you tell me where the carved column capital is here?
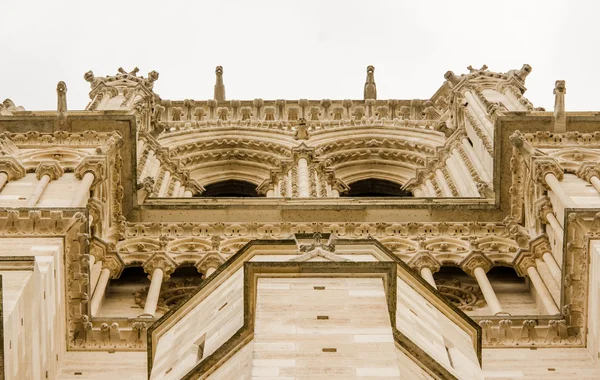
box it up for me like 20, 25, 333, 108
184, 179, 205, 195
75, 156, 107, 186
460, 252, 494, 277
102, 251, 125, 279
535, 196, 554, 223
512, 249, 536, 277
529, 234, 552, 261
576, 161, 600, 182
408, 251, 441, 274
36, 160, 64, 180
143, 252, 177, 280
195, 252, 225, 275
531, 157, 564, 190
0, 156, 25, 180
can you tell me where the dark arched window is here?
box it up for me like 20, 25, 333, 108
342, 179, 411, 197
199, 180, 262, 197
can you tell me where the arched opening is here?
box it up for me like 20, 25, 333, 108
198, 180, 263, 197
98, 266, 149, 318
342, 179, 411, 197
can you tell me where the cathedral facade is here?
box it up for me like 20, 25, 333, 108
0, 64, 599, 379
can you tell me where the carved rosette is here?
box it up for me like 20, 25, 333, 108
74, 156, 107, 187
143, 252, 177, 280
0, 156, 26, 180
531, 157, 564, 191
36, 160, 64, 180
408, 251, 441, 274
459, 252, 494, 277
576, 161, 600, 182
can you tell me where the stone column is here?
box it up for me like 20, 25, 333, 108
183, 189, 193, 197
90, 267, 111, 316
178, 185, 186, 197
157, 171, 171, 197
297, 158, 310, 197
409, 252, 441, 290
535, 258, 560, 305
532, 158, 574, 208
461, 138, 491, 183
445, 156, 471, 196
136, 139, 145, 162
435, 168, 453, 197
72, 158, 105, 207
425, 179, 437, 197
142, 256, 175, 317
461, 253, 504, 315
452, 148, 479, 196
0, 172, 7, 191
197, 255, 223, 280
463, 90, 494, 136
27, 161, 64, 207
515, 251, 560, 315
143, 268, 164, 316
139, 149, 155, 180
413, 187, 425, 197
542, 251, 562, 282
171, 180, 181, 197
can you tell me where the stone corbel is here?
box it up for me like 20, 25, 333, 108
75, 156, 107, 188
512, 249, 536, 277
36, 160, 64, 180
195, 251, 225, 277
103, 250, 126, 279
576, 161, 600, 183
535, 196, 554, 224
142, 252, 177, 281
184, 179, 205, 196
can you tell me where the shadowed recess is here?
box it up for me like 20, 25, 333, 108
198, 180, 263, 197
343, 178, 412, 197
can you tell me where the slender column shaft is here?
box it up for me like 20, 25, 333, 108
136, 140, 145, 162
206, 267, 217, 277
473, 267, 503, 315
266, 189, 274, 197
26, 174, 50, 207
413, 188, 425, 197
90, 261, 102, 295
171, 180, 181, 197
139, 150, 155, 180
502, 88, 525, 111
435, 169, 453, 197
178, 186, 186, 197
590, 176, 600, 194
71, 172, 95, 207
462, 138, 491, 183
420, 267, 437, 289
543, 251, 562, 280
0, 172, 7, 191
144, 268, 164, 316
446, 158, 470, 196
425, 179, 437, 197
452, 149, 479, 196
464, 91, 494, 136
527, 266, 560, 315
545, 211, 564, 241
535, 258, 560, 305
158, 171, 171, 197
545, 173, 575, 208
332, 189, 340, 197
90, 268, 110, 316
183, 190, 193, 197
297, 158, 310, 197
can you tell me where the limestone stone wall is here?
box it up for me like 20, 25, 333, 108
1, 238, 65, 380
588, 240, 600, 363
251, 277, 401, 379
0, 173, 80, 208
151, 268, 244, 380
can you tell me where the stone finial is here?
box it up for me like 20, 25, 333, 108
214, 66, 226, 102
364, 65, 377, 100
57, 81, 67, 125
553, 80, 566, 132
444, 71, 461, 87
36, 160, 64, 180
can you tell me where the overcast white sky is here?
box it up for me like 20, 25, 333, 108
1, 0, 599, 111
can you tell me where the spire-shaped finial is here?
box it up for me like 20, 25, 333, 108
364, 65, 377, 100
553, 80, 566, 132
57, 81, 67, 125
214, 66, 226, 102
